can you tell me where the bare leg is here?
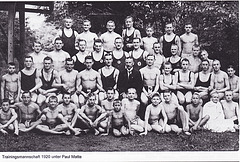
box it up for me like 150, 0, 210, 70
198, 115, 210, 128
13, 120, 19, 136
58, 114, 80, 135
36, 125, 65, 134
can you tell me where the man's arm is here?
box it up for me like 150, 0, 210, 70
159, 36, 163, 55
152, 70, 160, 95
1, 75, 6, 100
175, 36, 181, 55
113, 69, 120, 90
195, 34, 199, 45
233, 77, 239, 93
30, 70, 42, 93
79, 106, 93, 125
96, 73, 104, 92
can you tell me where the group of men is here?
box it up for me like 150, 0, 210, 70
0, 16, 239, 136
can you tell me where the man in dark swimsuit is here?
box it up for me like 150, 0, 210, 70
194, 59, 212, 100
18, 56, 41, 102
72, 39, 89, 72
98, 54, 119, 101
37, 56, 59, 108
122, 16, 141, 52
159, 22, 181, 58
175, 58, 194, 105
57, 17, 78, 57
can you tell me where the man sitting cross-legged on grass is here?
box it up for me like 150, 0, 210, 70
140, 92, 167, 136
78, 93, 107, 135
56, 92, 80, 135
122, 88, 151, 135
103, 99, 130, 137
0, 99, 19, 136
14, 91, 41, 132
220, 90, 239, 130
160, 90, 191, 135
186, 93, 210, 133
26, 96, 80, 135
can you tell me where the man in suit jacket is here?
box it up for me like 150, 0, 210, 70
117, 57, 143, 100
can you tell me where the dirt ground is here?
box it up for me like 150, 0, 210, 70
0, 130, 238, 152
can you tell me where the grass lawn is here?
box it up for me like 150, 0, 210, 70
0, 130, 238, 152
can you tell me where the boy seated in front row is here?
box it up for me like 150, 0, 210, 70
78, 93, 107, 135
140, 92, 167, 135
122, 88, 151, 134
160, 90, 191, 135
57, 92, 79, 135
0, 99, 19, 135
23, 96, 80, 135
103, 99, 130, 136
221, 90, 239, 130
186, 93, 209, 132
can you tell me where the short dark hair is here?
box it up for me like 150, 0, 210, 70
62, 92, 71, 98
24, 55, 33, 62
8, 62, 15, 66
113, 99, 122, 106
2, 98, 10, 104
85, 55, 93, 62
49, 95, 58, 102
44, 56, 53, 63
54, 37, 63, 44
65, 58, 74, 64
22, 91, 32, 97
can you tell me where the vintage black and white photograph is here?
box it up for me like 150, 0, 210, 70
0, 1, 238, 160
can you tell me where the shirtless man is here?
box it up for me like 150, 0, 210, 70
200, 49, 213, 73
188, 44, 201, 73
159, 22, 181, 57
210, 59, 230, 100
160, 90, 190, 135
55, 58, 79, 106
180, 22, 199, 59
98, 54, 119, 101
14, 91, 41, 131
129, 37, 148, 70
159, 62, 178, 103
57, 17, 78, 57
194, 60, 212, 100
227, 65, 239, 101
77, 56, 104, 106
35, 96, 79, 135
175, 58, 194, 105
1, 62, 20, 104
0, 99, 18, 135
152, 42, 165, 70
48, 38, 70, 72
112, 37, 129, 71
75, 20, 98, 52
100, 20, 121, 52
221, 90, 239, 130
103, 99, 130, 136
37, 56, 59, 108
122, 16, 141, 52
56, 93, 79, 134
140, 92, 167, 135
18, 56, 40, 102
122, 88, 151, 134
186, 93, 209, 132
140, 54, 160, 106
78, 93, 107, 135
28, 41, 48, 70
72, 39, 90, 72
142, 26, 158, 55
